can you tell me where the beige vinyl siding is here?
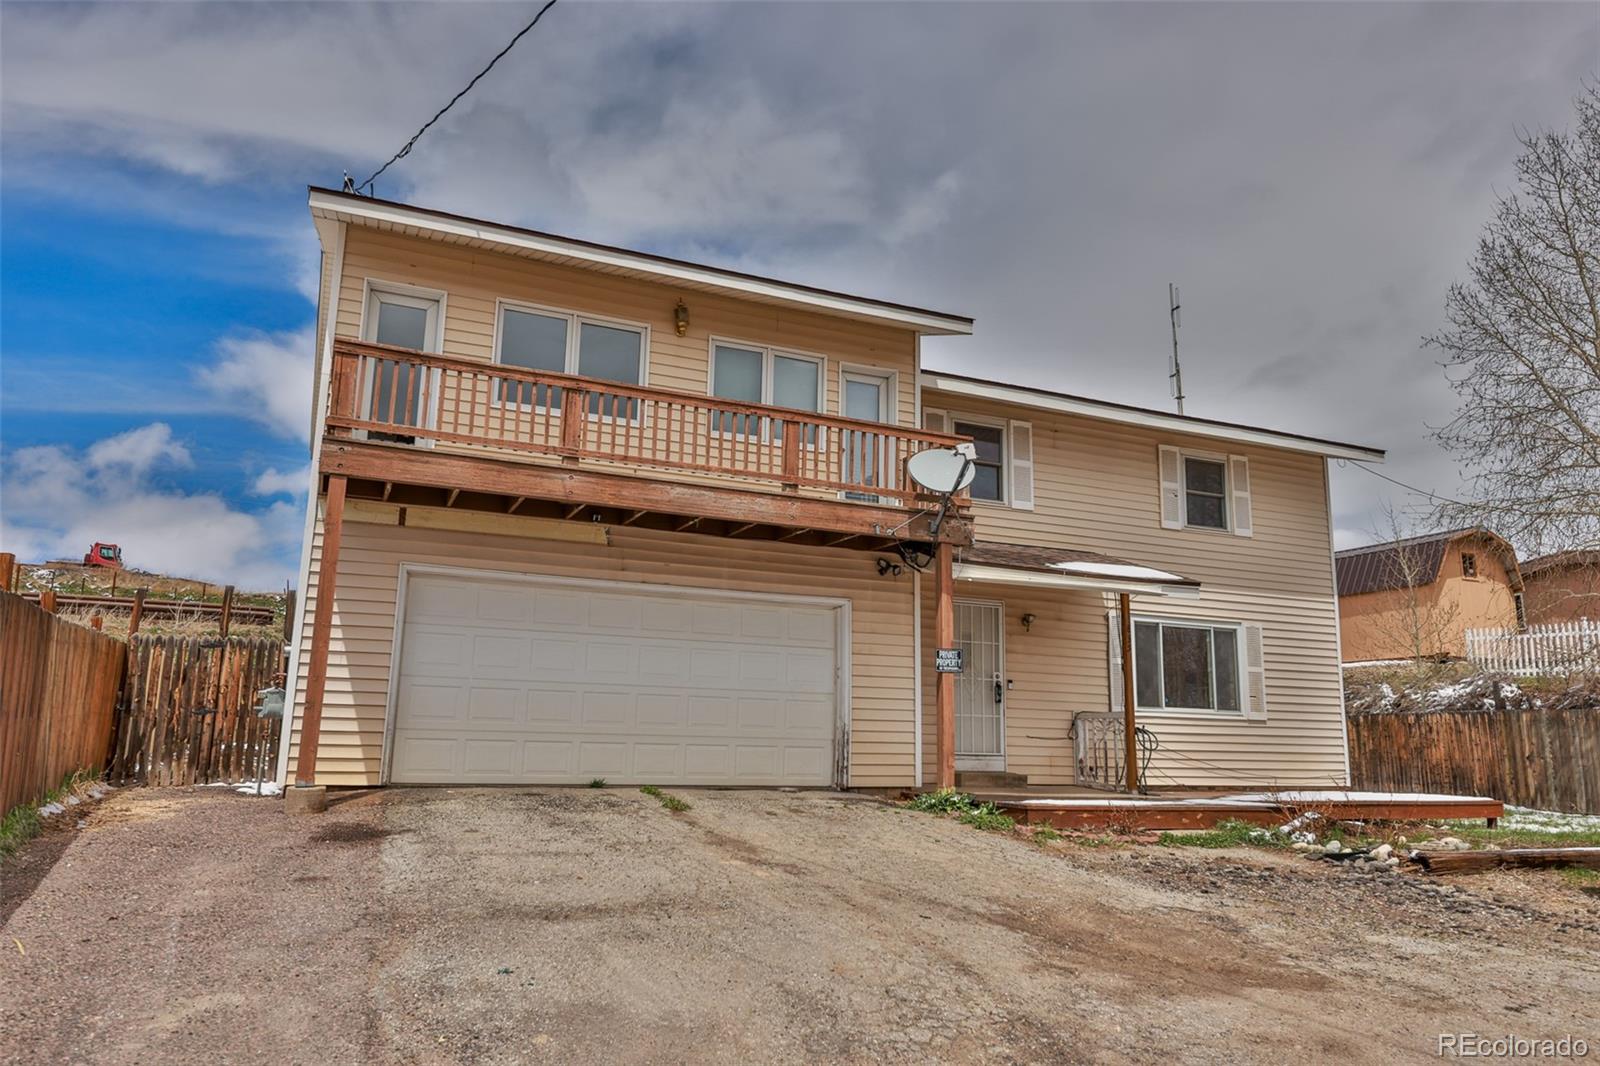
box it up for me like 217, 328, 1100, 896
923, 388, 1348, 788
918, 585, 1104, 785
284, 519, 916, 788
326, 227, 918, 428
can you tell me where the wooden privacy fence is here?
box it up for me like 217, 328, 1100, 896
109, 636, 285, 787
0, 591, 128, 818
1348, 706, 1600, 815
1465, 619, 1600, 676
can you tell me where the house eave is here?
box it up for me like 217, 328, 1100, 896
923, 371, 1386, 462
308, 187, 974, 337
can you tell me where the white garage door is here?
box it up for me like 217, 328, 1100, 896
389, 572, 840, 786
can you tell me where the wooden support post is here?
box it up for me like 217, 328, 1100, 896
0, 551, 13, 592
1120, 592, 1138, 793
40, 589, 57, 614
218, 585, 235, 639
128, 588, 147, 637
936, 541, 956, 790
296, 475, 348, 788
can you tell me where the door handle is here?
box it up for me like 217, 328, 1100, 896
993, 678, 1004, 705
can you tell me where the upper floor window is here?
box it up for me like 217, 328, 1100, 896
366, 285, 441, 352
1184, 456, 1228, 529
1159, 446, 1249, 536
497, 302, 645, 385
710, 342, 823, 412
1461, 552, 1478, 578
952, 419, 1005, 502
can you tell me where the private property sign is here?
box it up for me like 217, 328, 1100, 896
935, 648, 963, 673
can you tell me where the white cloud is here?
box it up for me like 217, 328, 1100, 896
195, 328, 315, 444
0, 424, 303, 590
252, 464, 312, 497
84, 423, 192, 476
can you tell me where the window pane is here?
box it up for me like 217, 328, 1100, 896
845, 378, 885, 422
1186, 493, 1226, 529
374, 299, 429, 350
772, 356, 819, 411
712, 345, 763, 402
499, 308, 568, 406
1134, 622, 1161, 708
577, 322, 642, 384
956, 422, 1005, 465
1161, 625, 1213, 709
970, 463, 1001, 502
1185, 458, 1226, 495
500, 309, 567, 372
1213, 628, 1240, 711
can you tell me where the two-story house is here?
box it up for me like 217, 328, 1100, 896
278, 188, 1385, 802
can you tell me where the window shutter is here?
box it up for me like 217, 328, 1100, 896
1229, 454, 1253, 537
1242, 622, 1267, 720
923, 407, 950, 434
1008, 420, 1035, 511
1106, 609, 1124, 712
1158, 445, 1183, 529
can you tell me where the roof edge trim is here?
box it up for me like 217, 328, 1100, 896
308, 187, 974, 336
924, 371, 1386, 462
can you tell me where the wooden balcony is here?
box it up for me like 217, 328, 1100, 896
318, 340, 973, 547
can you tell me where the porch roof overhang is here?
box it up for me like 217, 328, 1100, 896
953, 541, 1201, 598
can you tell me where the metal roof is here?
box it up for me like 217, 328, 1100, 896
1334, 527, 1519, 597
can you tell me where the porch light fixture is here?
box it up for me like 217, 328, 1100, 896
1021, 612, 1036, 632
673, 299, 690, 337
876, 557, 903, 578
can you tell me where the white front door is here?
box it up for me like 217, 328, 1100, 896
362, 286, 440, 433
954, 600, 1005, 771
389, 572, 841, 786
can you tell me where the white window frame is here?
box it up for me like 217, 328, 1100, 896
492, 297, 650, 411
706, 336, 826, 412
837, 363, 898, 423
948, 412, 1009, 507
1131, 614, 1246, 716
1179, 449, 1231, 533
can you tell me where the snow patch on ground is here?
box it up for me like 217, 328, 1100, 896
1493, 806, 1600, 833
199, 780, 283, 797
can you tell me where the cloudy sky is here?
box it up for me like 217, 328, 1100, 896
1, 1, 1594, 588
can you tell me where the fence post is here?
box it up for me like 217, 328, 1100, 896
219, 585, 235, 639
40, 589, 57, 614
128, 588, 147, 638
0, 552, 14, 592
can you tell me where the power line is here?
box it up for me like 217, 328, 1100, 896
352, 0, 560, 195
1336, 458, 1473, 508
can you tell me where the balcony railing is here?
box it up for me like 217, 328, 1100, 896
326, 340, 968, 505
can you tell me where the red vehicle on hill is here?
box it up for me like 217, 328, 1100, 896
82, 543, 123, 569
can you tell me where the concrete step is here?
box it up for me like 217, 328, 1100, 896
955, 771, 1029, 790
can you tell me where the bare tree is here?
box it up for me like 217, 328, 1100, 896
1431, 86, 1600, 555
1367, 507, 1461, 676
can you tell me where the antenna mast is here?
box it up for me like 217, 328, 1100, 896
1168, 282, 1185, 415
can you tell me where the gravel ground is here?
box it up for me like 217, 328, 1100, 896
3, 786, 1598, 1065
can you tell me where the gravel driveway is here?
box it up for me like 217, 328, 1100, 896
3, 786, 1597, 1065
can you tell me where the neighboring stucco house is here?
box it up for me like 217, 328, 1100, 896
1520, 549, 1600, 624
280, 188, 1384, 795
1335, 528, 1523, 664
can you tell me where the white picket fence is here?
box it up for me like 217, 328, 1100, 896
1465, 618, 1600, 676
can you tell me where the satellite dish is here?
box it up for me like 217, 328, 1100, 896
908, 446, 977, 495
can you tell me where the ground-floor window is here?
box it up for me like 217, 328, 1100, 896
1133, 618, 1241, 713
